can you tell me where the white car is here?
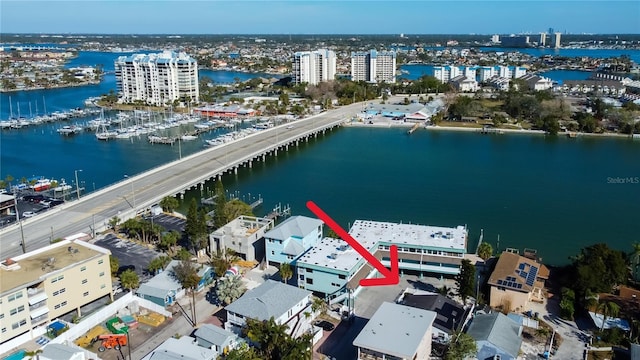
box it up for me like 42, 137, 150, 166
22, 211, 35, 218
286, 125, 294, 129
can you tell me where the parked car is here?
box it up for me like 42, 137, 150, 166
314, 320, 335, 331
22, 211, 35, 218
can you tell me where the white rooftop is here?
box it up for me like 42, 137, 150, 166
297, 220, 467, 272
349, 220, 466, 251
353, 302, 436, 359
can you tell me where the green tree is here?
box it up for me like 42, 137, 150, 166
597, 300, 620, 332
279, 262, 293, 284
185, 198, 207, 252
224, 198, 254, 222
210, 249, 240, 277
159, 196, 179, 213
216, 275, 245, 305
109, 256, 119, 276
629, 242, 640, 282
455, 259, 476, 302
172, 260, 202, 326
119, 269, 140, 291
571, 243, 627, 301
445, 332, 477, 360
147, 255, 171, 275
158, 230, 180, 255
223, 343, 262, 360
311, 296, 328, 316
326, 229, 339, 238
559, 287, 576, 320
213, 181, 228, 228
108, 216, 121, 232
477, 242, 493, 260
121, 218, 163, 244
175, 248, 192, 261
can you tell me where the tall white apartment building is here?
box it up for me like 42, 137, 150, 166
292, 49, 336, 85
115, 51, 199, 106
477, 66, 527, 82
554, 32, 562, 49
351, 50, 397, 83
432, 66, 478, 83
539, 33, 547, 47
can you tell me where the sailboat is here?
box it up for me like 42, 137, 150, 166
96, 122, 117, 140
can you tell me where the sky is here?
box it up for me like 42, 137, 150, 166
0, 0, 639, 35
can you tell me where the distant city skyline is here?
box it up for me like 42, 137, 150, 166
1, 1, 639, 35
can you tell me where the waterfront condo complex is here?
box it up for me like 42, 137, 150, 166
296, 220, 467, 301
114, 51, 199, 106
292, 49, 336, 85
351, 50, 397, 83
0, 240, 113, 345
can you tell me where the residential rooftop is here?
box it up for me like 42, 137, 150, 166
353, 302, 436, 359
297, 237, 365, 272
0, 239, 110, 296
211, 215, 273, 238
225, 280, 310, 321
263, 215, 323, 241
488, 251, 549, 293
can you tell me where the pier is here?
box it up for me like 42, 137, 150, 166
0, 102, 363, 259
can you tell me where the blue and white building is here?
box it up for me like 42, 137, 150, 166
264, 216, 323, 266
296, 220, 468, 301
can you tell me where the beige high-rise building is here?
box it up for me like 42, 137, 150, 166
0, 239, 112, 345
351, 50, 397, 83
539, 33, 546, 47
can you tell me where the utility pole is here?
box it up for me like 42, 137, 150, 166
15, 196, 26, 253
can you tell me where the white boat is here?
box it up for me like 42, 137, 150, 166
53, 179, 73, 192
57, 125, 83, 135
181, 134, 198, 141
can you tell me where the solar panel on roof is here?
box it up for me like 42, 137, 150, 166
526, 266, 539, 286
497, 279, 503, 285
520, 271, 528, 279
519, 263, 525, 270
517, 283, 523, 289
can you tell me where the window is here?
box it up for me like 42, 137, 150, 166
19, 319, 26, 326
0, 314, 3, 319
271, 251, 275, 255
80, 266, 87, 272
82, 279, 88, 284
51, 275, 64, 283
338, 274, 346, 280
83, 292, 89, 297
306, 278, 313, 285
306, 268, 313, 273
98, 259, 104, 265
99, 272, 105, 277
61, 301, 67, 306
8, 291, 23, 302
1, 328, 6, 333
101, 284, 106, 289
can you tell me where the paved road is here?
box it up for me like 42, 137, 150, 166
0, 102, 364, 259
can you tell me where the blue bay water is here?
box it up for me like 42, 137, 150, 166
2, 48, 640, 265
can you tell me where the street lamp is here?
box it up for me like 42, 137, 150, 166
124, 175, 136, 212
74, 169, 83, 201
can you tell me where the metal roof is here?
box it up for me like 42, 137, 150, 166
467, 312, 522, 359
352, 302, 436, 358
224, 280, 311, 321
263, 216, 323, 241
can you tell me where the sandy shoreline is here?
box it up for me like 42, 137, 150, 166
344, 121, 636, 139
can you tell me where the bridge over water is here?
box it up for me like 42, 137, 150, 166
0, 102, 364, 259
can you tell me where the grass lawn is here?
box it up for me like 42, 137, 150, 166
438, 121, 483, 128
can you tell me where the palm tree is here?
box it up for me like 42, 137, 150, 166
597, 300, 621, 331
119, 269, 140, 292
280, 262, 293, 284
172, 260, 202, 326
210, 249, 240, 277
477, 242, 493, 260
311, 296, 328, 316
216, 275, 245, 305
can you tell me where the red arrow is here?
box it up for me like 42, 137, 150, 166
306, 201, 399, 287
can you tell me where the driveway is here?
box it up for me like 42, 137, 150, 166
528, 295, 590, 360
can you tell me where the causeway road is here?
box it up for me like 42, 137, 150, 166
0, 102, 365, 260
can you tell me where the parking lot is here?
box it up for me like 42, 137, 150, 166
93, 233, 161, 278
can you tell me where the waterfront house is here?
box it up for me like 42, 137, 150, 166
136, 260, 213, 308
467, 312, 523, 360
264, 215, 323, 266
487, 251, 549, 312
449, 75, 479, 92
352, 302, 436, 360
296, 220, 467, 303
520, 73, 554, 91
209, 216, 274, 262
224, 280, 314, 338
194, 324, 239, 356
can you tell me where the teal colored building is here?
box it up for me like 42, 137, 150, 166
264, 216, 323, 266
